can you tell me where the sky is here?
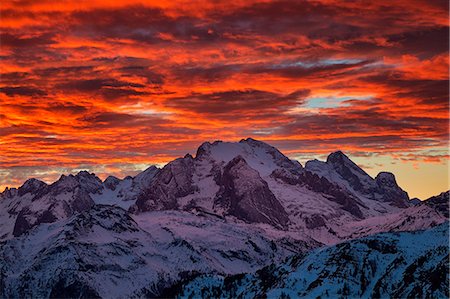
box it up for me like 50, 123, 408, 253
0, 0, 448, 199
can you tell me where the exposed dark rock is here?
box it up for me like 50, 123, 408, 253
17, 178, 47, 197
214, 156, 289, 229
71, 188, 95, 213
104, 176, 121, 191
12, 208, 32, 237
133, 155, 198, 212
306, 151, 410, 209
375, 172, 410, 208
326, 151, 371, 193
0, 187, 18, 200
305, 214, 326, 229
49, 279, 101, 299
423, 191, 449, 218
13, 207, 59, 237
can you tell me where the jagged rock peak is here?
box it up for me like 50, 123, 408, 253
184, 153, 194, 159
375, 172, 398, 187
104, 176, 121, 190
133, 165, 159, 180
76, 170, 93, 177
195, 141, 214, 158
57, 171, 98, 182
327, 151, 357, 166
374, 171, 409, 208
239, 137, 269, 146
20, 178, 47, 189
53, 171, 103, 195
326, 151, 374, 182
18, 178, 47, 195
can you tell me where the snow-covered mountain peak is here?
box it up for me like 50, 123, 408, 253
305, 152, 374, 193
239, 137, 273, 147
305, 151, 410, 212
326, 150, 348, 162
54, 171, 103, 194
326, 150, 372, 179
17, 178, 47, 196
195, 138, 302, 177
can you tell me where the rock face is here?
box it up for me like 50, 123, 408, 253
214, 156, 289, 229
375, 172, 410, 207
180, 223, 450, 299
129, 139, 373, 232
17, 178, 47, 197
326, 151, 374, 193
424, 191, 449, 218
103, 176, 121, 191
305, 151, 410, 210
11, 171, 100, 237
1, 167, 160, 239
133, 155, 198, 212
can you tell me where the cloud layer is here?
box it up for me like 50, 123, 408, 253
1, 0, 448, 198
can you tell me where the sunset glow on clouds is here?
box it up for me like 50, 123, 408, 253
0, 0, 448, 199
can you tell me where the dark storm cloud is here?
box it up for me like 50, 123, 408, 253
117, 66, 165, 85
0, 33, 56, 48
245, 60, 373, 79
0, 86, 47, 97
363, 72, 449, 107
57, 79, 145, 91
166, 89, 309, 117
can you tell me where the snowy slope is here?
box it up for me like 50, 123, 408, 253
180, 223, 449, 299
0, 205, 318, 298
338, 204, 447, 240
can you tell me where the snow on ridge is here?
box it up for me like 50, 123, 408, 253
180, 222, 449, 299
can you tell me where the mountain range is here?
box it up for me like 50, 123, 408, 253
0, 138, 448, 298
